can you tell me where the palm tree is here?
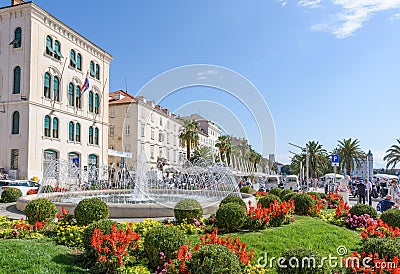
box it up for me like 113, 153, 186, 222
215, 135, 232, 165
337, 138, 365, 175
191, 145, 213, 163
290, 152, 306, 176
248, 147, 261, 170
178, 119, 199, 160
384, 139, 400, 169
306, 141, 330, 178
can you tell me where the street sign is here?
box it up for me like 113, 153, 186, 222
331, 154, 339, 167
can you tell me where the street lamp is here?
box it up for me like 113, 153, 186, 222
289, 142, 309, 185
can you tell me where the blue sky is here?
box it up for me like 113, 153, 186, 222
5, 0, 400, 167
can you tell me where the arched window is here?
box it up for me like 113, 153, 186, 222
44, 72, 51, 98
53, 76, 60, 102
94, 127, 99, 145
89, 126, 93, 144
68, 152, 80, 167
68, 83, 74, 106
88, 154, 98, 167
75, 123, 81, 142
70, 50, 76, 68
45, 35, 53, 56
44, 115, 51, 137
13, 66, 21, 94
52, 117, 59, 138
95, 64, 100, 80
90, 61, 95, 77
75, 85, 81, 109
88, 91, 93, 112
68, 121, 74, 141
54, 40, 63, 60
77, 53, 82, 71
11, 111, 19, 134
10, 27, 21, 48
94, 93, 100, 114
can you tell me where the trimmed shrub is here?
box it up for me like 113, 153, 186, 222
1, 188, 22, 203
282, 192, 297, 202
216, 202, 247, 232
381, 209, 400, 228
74, 198, 109, 226
186, 244, 241, 274
24, 198, 57, 224
293, 193, 315, 216
269, 187, 283, 197
40, 185, 54, 193
144, 225, 186, 269
279, 189, 293, 200
220, 195, 246, 208
83, 219, 118, 256
277, 247, 329, 274
174, 198, 203, 223
240, 186, 252, 193
361, 237, 400, 260
259, 194, 281, 209
349, 204, 377, 219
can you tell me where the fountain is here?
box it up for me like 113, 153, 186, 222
16, 153, 254, 218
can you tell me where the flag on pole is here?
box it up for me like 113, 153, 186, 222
80, 72, 90, 96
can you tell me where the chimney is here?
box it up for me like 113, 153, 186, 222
11, 0, 24, 6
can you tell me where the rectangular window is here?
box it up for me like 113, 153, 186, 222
109, 126, 115, 136
160, 117, 162, 126
11, 149, 19, 169
125, 145, 131, 153
167, 133, 170, 144
159, 147, 163, 157
110, 108, 115, 117
151, 129, 154, 140
173, 135, 176, 146
151, 113, 154, 122
150, 146, 154, 159
167, 121, 170, 129
141, 124, 145, 137
125, 125, 130, 135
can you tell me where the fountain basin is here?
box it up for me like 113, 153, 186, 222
16, 190, 255, 218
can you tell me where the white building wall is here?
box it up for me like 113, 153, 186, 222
0, 2, 111, 179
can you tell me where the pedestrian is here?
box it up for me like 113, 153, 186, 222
391, 179, 400, 204
356, 179, 366, 204
365, 178, 373, 206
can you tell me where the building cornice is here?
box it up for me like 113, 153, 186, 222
29, 2, 113, 63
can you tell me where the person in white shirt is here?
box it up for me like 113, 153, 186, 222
365, 178, 373, 206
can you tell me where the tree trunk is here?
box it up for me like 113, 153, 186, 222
186, 142, 190, 160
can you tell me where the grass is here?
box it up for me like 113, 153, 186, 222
0, 216, 362, 273
0, 237, 88, 274
189, 216, 362, 273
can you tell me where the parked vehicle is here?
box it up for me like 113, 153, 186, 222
0, 180, 39, 196
265, 175, 280, 191
320, 173, 344, 193
283, 175, 300, 191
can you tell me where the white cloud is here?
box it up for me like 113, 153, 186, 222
390, 12, 400, 20
298, 0, 322, 8
279, 0, 287, 7
295, 0, 400, 38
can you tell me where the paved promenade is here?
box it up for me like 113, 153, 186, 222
0, 188, 380, 221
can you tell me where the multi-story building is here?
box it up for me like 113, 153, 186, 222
108, 91, 183, 170
0, 0, 112, 179
181, 113, 222, 154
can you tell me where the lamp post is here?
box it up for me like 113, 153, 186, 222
289, 142, 309, 187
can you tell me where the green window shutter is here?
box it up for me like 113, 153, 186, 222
54, 41, 63, 58
77, 54, 82, 70
46, 36, 54, 53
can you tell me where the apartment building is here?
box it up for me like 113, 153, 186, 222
108, 91, 183, 170
0, 0, 112, 179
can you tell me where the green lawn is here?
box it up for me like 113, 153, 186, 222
190, 216, 361, 273
0, 216, 361, 274
0, 238, 88, 274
